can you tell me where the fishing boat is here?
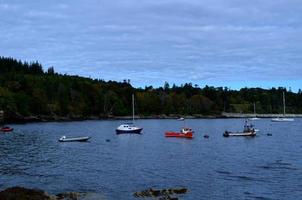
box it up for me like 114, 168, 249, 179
1, 126, 13, 132
177, 117, 185, 121
249, 102, 260, 121
223, 120, 256, 137
165, 128, 194, 139
58, 136, 91, 142
271, 91, 294, 122
116, 94, 143, 134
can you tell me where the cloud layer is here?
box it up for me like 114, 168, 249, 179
0, 0, 301, 89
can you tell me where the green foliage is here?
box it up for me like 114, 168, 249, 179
0, 56, 302, 121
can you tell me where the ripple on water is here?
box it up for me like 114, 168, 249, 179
252, 196, 273, 200
257, 160, 299, 171
215, 170, 232, 175
1, 119, 302, 200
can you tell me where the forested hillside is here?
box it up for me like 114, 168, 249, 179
1, 56, 302, 122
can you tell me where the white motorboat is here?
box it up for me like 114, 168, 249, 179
271, 91, 294, 122
59, 136, 91, 142
116, 94, 143, 134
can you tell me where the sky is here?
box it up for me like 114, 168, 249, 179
0, 0, 302, 91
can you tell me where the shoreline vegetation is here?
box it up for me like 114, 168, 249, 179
1, 56, 302, 124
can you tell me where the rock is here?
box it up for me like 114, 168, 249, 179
0, 187, 106, 200
56, 192, 106, 200
0, 187, 53, 200
134, 187, 187, 198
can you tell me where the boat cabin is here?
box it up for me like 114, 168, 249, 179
243, 121, 254, 133
181, 128, 193, 134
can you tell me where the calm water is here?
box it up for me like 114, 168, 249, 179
0, 119, 302, 199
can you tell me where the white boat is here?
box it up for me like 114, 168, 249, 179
223, 120, 256, 137
271, 118, 294, 122
116, 124, 143, 134
116, 94, 143, 134
249, 102, 260, 121
177, 117, 185, 121
59, 136, 91, 142
249, 117, 260, 121
271, 91, 294, 122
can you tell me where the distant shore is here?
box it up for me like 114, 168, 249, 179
2, 112, 302, 124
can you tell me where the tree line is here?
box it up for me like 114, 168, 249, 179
0, 56, 302, 122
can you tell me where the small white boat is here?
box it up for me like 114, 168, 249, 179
59, 136, 91, 142
223, 120, 256, 137
249, 117, 260, 121
271, 118, 294, 122
271, 91, 294, 122
177, 117, 185, 121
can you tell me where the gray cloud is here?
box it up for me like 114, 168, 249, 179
0, 0, 301, 88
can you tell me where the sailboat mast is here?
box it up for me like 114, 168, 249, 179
283, 91, 286, 116
132, 94, 135, 123
253, 102, 256, 115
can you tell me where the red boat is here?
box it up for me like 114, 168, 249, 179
1, 126, 14, 132
165, 128, 194, 139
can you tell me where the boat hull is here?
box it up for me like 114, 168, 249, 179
223, 131, 256, 137
271, 118, 294, 122
59, 137, 91, 142
1, 127, 13, 132
165, 132, 193, 139
116, 128, 143, 134
249, 117, 260, 121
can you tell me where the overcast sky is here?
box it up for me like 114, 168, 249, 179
0, 0, 301, 90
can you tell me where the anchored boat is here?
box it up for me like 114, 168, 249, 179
249, 102, 260, 121
1, 126, 13, 132
165, 128, 194, 139
223, 121, 256, 137
58, 136, 91, 142
116, 94, 143, 134
177, 117, 185, 121
271, 91, 294, 122
116, 123, 143, 134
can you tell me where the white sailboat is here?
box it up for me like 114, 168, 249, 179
249, 102, 260, 121
116, 94, 143, 134
271, 91, 294, 122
